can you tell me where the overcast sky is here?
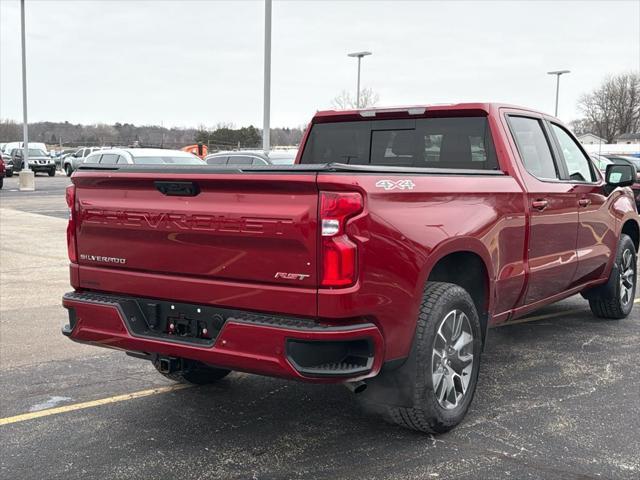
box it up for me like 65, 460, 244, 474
1, 0, 638, 129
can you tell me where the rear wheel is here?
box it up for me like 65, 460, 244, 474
65, 164, 72, 177
386, 281, 482, 433
154, 358, 231, 385
588, 234, 636, 319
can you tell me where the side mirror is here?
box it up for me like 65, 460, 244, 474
605, 163, 635, 188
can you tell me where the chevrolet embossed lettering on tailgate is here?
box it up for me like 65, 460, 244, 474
74, 173, 318, 286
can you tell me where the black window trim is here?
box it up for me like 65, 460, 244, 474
545, 120, 600, 185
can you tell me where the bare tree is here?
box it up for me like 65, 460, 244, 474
578, 72, 640, 143
332, 88, 380, 109
567, 118, 594, 137
0, 119, 21, 141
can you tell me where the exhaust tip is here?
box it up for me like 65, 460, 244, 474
345, 381, 367, 394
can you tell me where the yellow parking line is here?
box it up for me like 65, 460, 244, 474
0, 384, 191, 427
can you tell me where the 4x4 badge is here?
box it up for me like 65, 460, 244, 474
375, 179, 416, 191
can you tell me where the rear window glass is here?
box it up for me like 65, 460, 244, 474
300, 117, 498, 170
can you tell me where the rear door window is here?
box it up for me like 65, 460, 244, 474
300, 116, 498, 170
84, 154, 101, 164
206, 156, 228, 165
227, 156, 254, 165
99, 154, 118, 164
508, 116, 559, 180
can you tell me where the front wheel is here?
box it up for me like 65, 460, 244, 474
5, 171, 12, 177
48, 168, 56, 177
588, 234, 637, 319
65, 164, 72, 177
386, 281, 482, 433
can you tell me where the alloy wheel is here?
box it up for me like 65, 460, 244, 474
431, 309, 474, 410
620, 248, 635, 306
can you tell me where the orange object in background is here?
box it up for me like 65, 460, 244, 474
181, 143, 208, 159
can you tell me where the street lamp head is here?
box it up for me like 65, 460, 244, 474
547, 70, 571, 76
348, 51, 372, 58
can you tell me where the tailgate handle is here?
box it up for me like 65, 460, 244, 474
154, 181, 200, 197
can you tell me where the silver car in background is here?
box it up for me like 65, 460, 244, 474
204, 149, 297, 166
79, 148, 204, 167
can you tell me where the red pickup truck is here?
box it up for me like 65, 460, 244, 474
62, 103, 638, 433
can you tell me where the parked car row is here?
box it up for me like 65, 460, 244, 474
62, 146, 299, 175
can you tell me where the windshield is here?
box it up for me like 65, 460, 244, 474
132, 155, 203, 165
620, 156, 640, 170
608, 156, 640, 170
28, 149, 47, 156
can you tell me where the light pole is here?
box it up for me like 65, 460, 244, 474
347, 51, 372, 108
547, 69, 570, 117
263, 0, 272, 154
19, 0, 34, 190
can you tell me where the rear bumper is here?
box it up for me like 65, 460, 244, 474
62, 291, 384, 383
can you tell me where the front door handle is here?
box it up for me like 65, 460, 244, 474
532, 199, 549, 211
578, 198, 591, 207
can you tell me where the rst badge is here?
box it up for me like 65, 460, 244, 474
375, 179, 416, 191
274, 272, 310, 280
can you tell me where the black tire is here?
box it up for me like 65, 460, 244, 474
588, 234, 636, 319
386, 282, 482, 433
154, 358, 231, 385
5, 171, 12, 177
48, 168, 55, 177
65, 164, 72, 177
0, 178, 3, 189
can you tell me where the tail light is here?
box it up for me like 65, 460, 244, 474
65, 184, 77, 263
320, 191, 363, 287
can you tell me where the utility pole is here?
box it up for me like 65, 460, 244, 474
262, 0, 272, 154
19, 0, 35, 190
547, 70, 570, 117
347, 51, 372, 108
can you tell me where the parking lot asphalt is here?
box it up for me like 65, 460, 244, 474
1, 176, 639, 480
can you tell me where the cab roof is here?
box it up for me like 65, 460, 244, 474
312, 102, 553, 123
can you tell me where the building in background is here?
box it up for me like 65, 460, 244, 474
578, 133, 606, 145
615, 133, 640, 145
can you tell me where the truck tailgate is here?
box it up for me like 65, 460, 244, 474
73, 172, 318, 288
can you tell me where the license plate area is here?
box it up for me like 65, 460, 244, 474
119, 297, 227, 346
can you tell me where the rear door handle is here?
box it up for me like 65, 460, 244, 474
578, 198, 591, 207
531, 199, 549, 211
